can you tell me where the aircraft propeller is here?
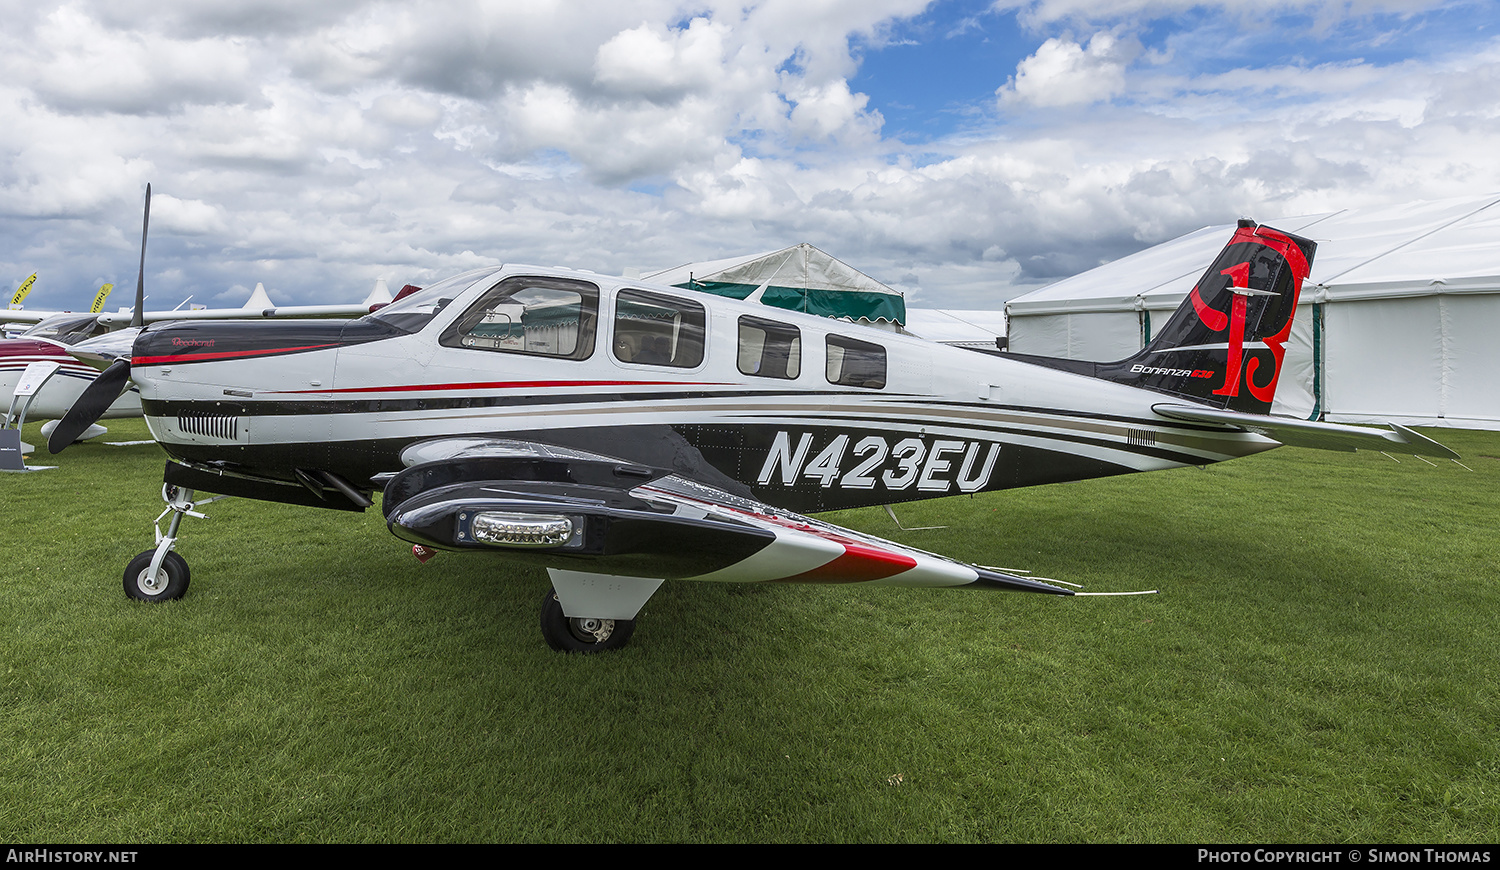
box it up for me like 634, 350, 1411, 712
47, 184, 150, 454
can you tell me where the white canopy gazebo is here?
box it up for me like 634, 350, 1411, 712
647, 243, 906, 326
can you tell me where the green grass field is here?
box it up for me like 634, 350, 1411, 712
2, 419, 1497, 842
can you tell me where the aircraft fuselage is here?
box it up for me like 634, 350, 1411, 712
128, 264, 1276, 513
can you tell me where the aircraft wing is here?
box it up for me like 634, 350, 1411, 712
1152, 403, 1460, 459
380, 438, 1073, 595
95, 303, 377, 326
8, 300, 376, 330
0, 310, 52, 325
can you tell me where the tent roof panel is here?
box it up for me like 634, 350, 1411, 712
1006, 214, 1336, 314
1008, 195, 1500, 315
645, 250, 784, 286
643, 242, 906, 323
903, 308, 1007, 342
646, 243, 899, 296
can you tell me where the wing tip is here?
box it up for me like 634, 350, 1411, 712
971, 567, 1076, 595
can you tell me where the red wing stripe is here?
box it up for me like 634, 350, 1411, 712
772, 541, 918, 584
631, 484, 922, 584
270, 380, 733, 395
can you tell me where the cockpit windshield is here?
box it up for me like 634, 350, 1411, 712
360, 267, 503, 334
21, 315, 106, 344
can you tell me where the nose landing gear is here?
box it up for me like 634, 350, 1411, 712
123, 483, 225, 603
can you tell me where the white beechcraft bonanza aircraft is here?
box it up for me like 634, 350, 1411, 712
51, 214, 1459, 651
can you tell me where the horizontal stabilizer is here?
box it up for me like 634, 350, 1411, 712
1152, 403, 1460, 459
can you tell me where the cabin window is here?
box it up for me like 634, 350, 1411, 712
612, 289, 706, 368
441, 276, 598, 360
737, 316, 801, 379
825, 334, 886, 389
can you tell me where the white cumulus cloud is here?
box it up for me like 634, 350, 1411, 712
998, 33, 1132, 107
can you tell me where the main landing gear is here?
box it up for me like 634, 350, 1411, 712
539, 570, 663, 654
123, 484, 223, 603
539, 588, 636, 653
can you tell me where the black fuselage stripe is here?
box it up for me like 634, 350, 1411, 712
140, 388, 1216, 435
144, 398, 1216, 466
141, 388, 878, 417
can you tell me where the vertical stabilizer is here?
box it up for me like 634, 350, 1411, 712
1093, 221, 1316, 415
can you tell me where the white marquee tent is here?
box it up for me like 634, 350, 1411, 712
902, 308, 1007, 348
1005, 196, 1500, 429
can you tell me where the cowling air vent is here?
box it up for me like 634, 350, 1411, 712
174, 412, 248, 444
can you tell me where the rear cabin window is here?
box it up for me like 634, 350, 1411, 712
612, 289, 706, 368
825, 334, 886, 389
441, 276, 598, 360
737, 316, 801, 379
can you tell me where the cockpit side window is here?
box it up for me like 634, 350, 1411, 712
826, 334, 886, 389
612, 289, 705, 368
441, 276, 598, 360
737, 316, 801, 379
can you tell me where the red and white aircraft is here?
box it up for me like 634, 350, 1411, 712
3, 246, 394, 453
54, 216, 1456, 651
2, 285, 393, 437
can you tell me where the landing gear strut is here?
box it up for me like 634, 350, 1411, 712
123, 484, 223, 603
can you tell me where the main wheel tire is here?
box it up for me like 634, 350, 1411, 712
539, 588, 635, 653
123, 550, 191, 602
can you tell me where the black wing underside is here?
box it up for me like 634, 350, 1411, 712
378, 437, 1073, 594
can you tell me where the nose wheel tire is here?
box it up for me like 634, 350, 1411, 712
124, 550, 191, 602
539, 588, 635, 653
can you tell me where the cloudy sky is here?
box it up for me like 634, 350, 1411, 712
3, 0, 1498, 314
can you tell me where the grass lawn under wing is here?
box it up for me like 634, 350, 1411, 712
1, 419, 1497, 842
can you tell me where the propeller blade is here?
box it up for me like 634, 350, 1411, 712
47, 359, 132, 454
130, 184, 150, 330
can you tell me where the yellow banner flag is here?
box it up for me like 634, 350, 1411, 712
90, 283, 114, 313
10, 273, 37, 307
